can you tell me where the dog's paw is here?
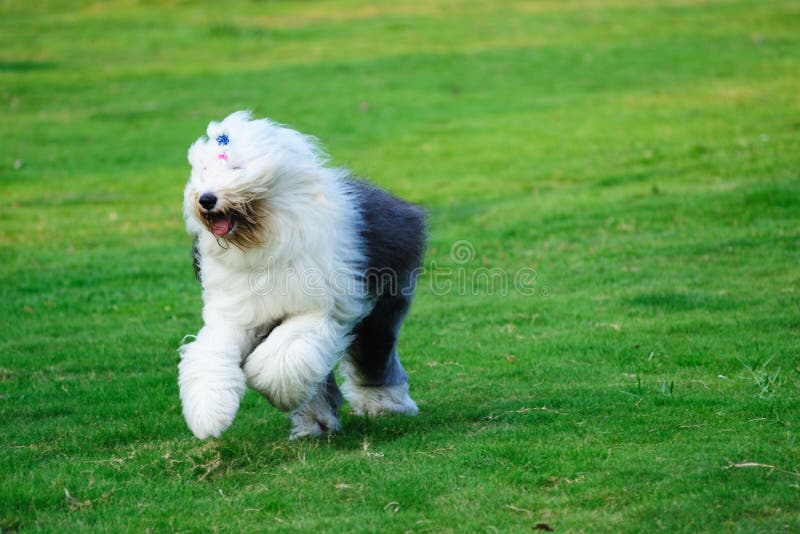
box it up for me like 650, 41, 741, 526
343, 382, 419, 417
183, 407, 232, 440
289, 416, 339, 440
178, 348, 246, 439
180, 386, 243, 439
289, 406, 340, 440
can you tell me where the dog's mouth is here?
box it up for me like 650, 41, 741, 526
206, 212, 235, 236
194, 194, 267, 250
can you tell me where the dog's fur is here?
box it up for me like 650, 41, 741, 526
178, 111, 425, 439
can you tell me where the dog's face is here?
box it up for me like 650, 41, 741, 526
185, 111, 328, 249
184, 112, 279, 249
183, 154, 268, 249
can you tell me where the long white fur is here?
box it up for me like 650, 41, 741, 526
179, 112, 370, 440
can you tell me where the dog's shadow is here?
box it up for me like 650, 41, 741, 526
174, 392, 553, 480
201, 399, 469, 467
329, 410, 438, 449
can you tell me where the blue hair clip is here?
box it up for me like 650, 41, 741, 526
216, 134, 229, 146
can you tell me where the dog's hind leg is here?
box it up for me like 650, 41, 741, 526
289, 372, 342, 439
340, 292, 419, 416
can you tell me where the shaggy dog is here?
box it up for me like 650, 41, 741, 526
178, 111, 425, 439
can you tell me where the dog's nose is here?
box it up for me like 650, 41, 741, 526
198, 193, 217, 210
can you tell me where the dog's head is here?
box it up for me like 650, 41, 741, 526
184, 111, 325, 249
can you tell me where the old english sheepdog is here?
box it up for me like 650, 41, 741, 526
178, 111, 426, 440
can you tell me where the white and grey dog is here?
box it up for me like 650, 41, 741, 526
178, 111, 426, 440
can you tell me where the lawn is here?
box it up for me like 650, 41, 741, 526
2, 0, 799, 531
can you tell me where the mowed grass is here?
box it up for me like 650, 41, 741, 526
2, 0, 800, 531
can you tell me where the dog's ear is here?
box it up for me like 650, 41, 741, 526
187, 139, 206, 169
205, 120, 223, 142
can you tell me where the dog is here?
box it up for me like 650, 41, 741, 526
178, 111, 426, 440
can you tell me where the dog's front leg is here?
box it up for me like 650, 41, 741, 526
243, 313, 349, 413
178, 325, 252, 439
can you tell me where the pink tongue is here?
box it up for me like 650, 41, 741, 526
211, 218, 231, 236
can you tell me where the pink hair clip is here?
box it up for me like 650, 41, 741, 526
218, 153, 227, 160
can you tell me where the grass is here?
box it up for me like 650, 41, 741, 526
2, 0, 799, 531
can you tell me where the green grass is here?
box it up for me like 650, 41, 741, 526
2, 0, 799, 531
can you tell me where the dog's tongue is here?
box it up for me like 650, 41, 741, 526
211, 217, 232, 236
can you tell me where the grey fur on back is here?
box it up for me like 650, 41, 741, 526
345, 177, 427, 296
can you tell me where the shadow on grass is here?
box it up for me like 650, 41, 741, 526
0, 60, 57, 72
628, 291, 739, 312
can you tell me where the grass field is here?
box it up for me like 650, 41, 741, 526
2, 0, 800, 531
